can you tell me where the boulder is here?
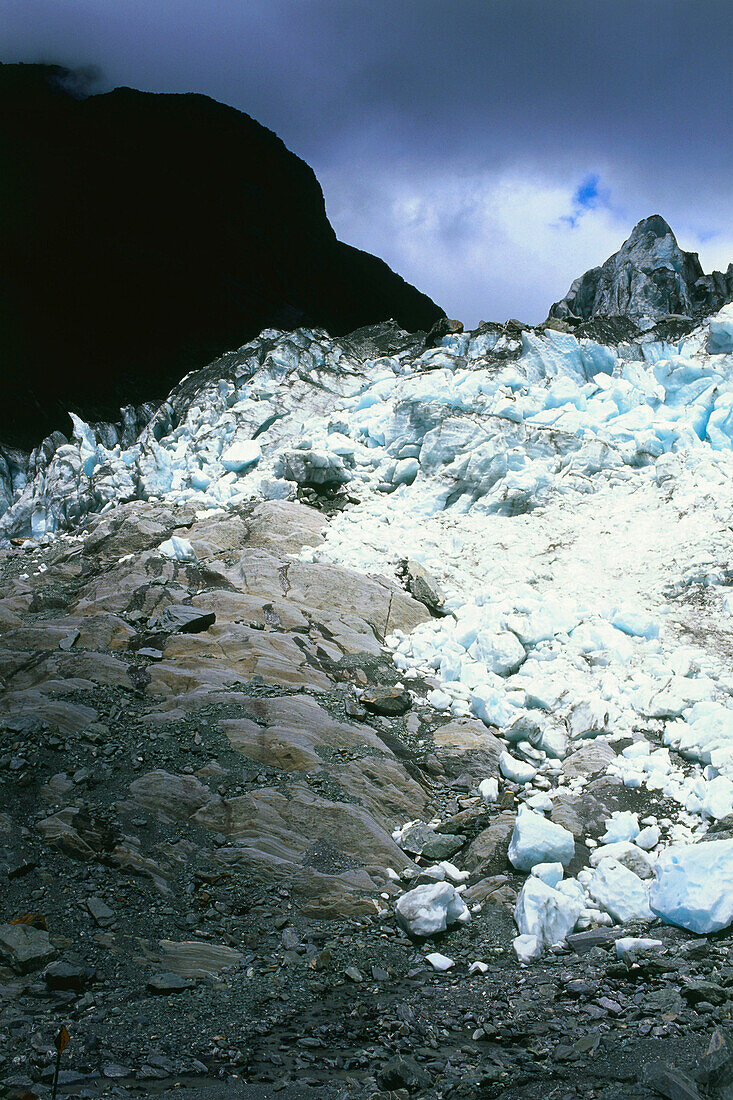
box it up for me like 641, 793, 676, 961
151, 605, 216, 634
399, 823, 465, 861
0, 923, 55, 973
361, 686, 412, 716
404, 559, 446, 614
129, 771, 214, 821
463, 812, 516, 874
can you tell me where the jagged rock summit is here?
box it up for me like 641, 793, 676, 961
0, 63, 443, 448
549, 213, 733, 325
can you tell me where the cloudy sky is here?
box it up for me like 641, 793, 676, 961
3, 0, 732, 325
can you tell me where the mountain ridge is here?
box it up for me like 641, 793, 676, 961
548, 213, 733, 324
0, 62, 444, 448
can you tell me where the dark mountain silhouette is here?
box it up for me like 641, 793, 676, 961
0, 63, 444, 447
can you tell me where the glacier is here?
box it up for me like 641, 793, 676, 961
2, 303, 733, 952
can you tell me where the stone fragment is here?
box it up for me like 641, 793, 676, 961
404, 559, 446, 614
129, 770, 213, 820
425, 317, 463, 348
158, 940, 244, 979
151, 605, 216, 633
640, 1061, 703, 1100
146, 971, 194, 995
399, 823, 465, 861
0, 923, 55, 973
44, 961, 93, 991
463, 812, 516, 874
361, 686, 412, 716
86, 897, 115, 927
378, 1055, 433, 1092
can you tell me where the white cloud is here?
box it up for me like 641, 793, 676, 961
320, 166, 627, 324
319, 164, 733, 327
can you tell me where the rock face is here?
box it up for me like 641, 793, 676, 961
0, 62, 443, 447
548, 214, 733, 324
0, 497, 430, 919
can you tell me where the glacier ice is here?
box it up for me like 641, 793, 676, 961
587, 859, 653, 923
649, 839, 733, 933
514, 876, 584, 948
395, 882, 471, 937
508, 806, 575, 871
2, 304, 733, 952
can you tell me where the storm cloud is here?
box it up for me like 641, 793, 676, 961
3, 0, 732, 324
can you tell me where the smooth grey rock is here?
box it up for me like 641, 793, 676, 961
399, 823, 465, 861
425, 317, 463, 348
404, 558, 446, 614
0, 923, 55, 973
87, 897, 115, 927
147, 971, 194, 995
152, 605, 216, 634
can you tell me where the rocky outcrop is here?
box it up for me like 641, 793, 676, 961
0, 497, 434, 918
548, 214, 733, 324
0, 62, 443, 448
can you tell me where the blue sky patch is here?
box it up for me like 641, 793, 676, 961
560, 172, 610, 228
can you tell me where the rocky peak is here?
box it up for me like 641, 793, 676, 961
549, 214, 733, 324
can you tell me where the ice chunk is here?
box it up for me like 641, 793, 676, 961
700, 776, 733, 820
614, 936, 663, 960
478, 777, 499, 803
650, 839, 733, 934
499, 752, 537, 785
513, 934, 542, 962
427, 688, 452, 710
425, 952, 455, 971
158, 536, 197, 562
610, 606, 659, 639
589, 841, 654, 879
395, 882, 471, 937
600, 811, 640, 844
530, 862, 564, 888
635, 825, 661, 851
472, 687, 516, 728
469, 630, 526, 676
707, 302, 733, 354
514, 876, 584, 947
220, 439, 261, 471
588, 859, 653, 923
508, 806, 575, 871
393, 457, 419, 486
438, 860, 470, 884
